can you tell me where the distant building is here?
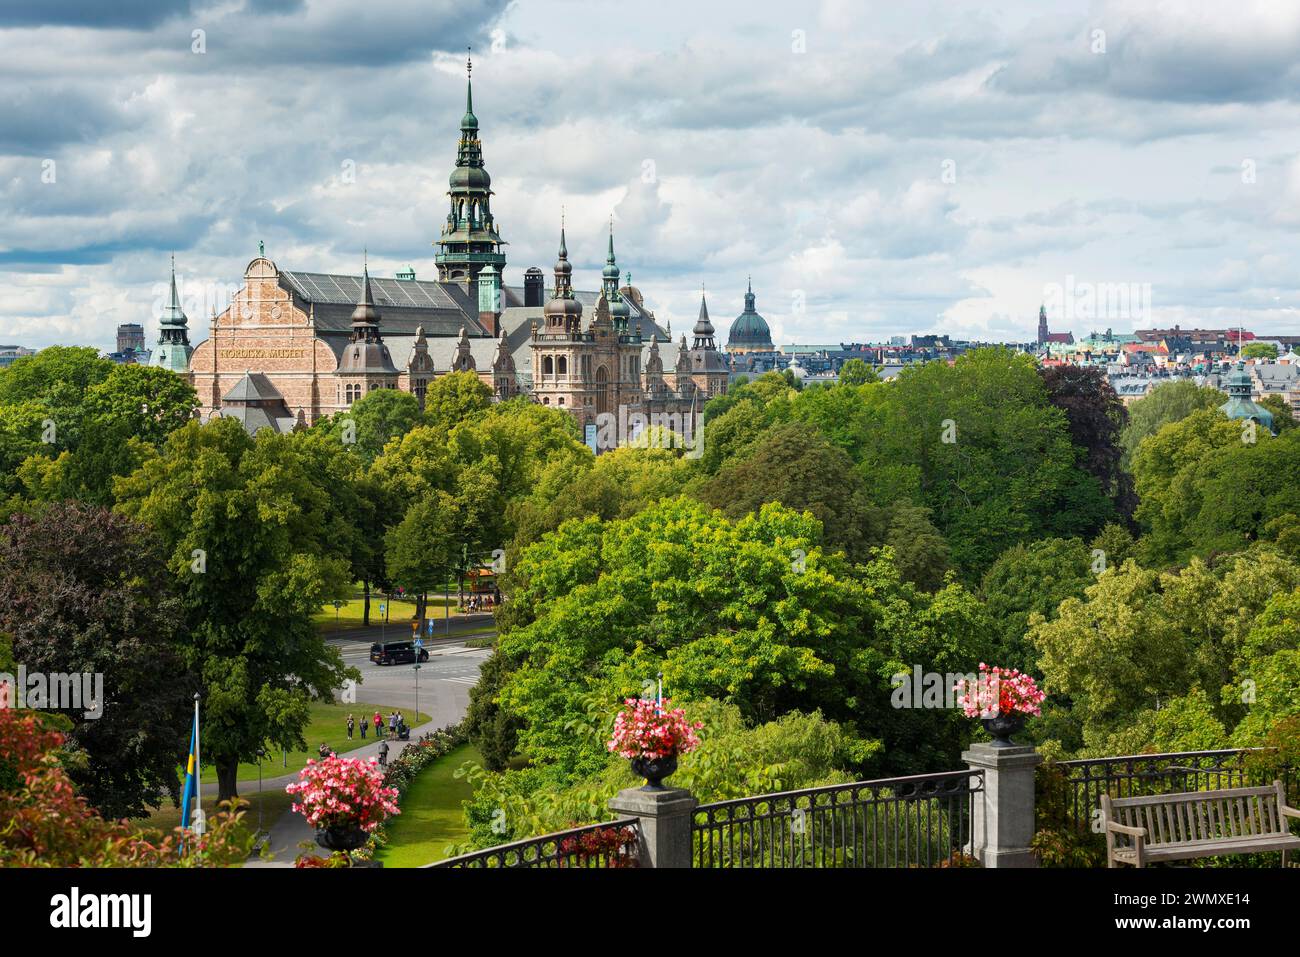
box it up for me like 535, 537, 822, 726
0, 344, 36, 368
1219, 362, 1275, 433
116, 323, 145, 354
1037, 306, 1073, 346
726, 279, 773, 354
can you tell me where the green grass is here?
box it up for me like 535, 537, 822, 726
183, 701, 429, 790
130, 786, 295, 850
314, 595, 474, 632
375, 744, 482, 867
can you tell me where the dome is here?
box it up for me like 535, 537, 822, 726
727, 280, 773, 352
544, 296, 583, 321
450, 165, 491, 190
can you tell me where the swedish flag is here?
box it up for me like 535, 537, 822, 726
180, 709, 198, 841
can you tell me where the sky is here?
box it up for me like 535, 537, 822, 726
2, 0, 1300, 351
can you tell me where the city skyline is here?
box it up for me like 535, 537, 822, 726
4, 1, 1300, 352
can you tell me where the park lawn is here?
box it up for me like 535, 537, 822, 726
131, 787, 295, 856
375, 744, 482, 868
187, 701, 429, 789
314, 594, 471, 632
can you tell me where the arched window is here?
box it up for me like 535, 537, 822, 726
543, 355, 554, 377
558, 356, 567, 376
558, 397, 565, 406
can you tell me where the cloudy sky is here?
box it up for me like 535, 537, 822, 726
3, 0, 1300, 351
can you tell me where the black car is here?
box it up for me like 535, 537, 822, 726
369, 640, 430, 665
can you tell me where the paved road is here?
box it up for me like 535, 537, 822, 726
244, 639, 491, 867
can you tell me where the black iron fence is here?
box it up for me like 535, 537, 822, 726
1041, 748, 1296, 835
427, 819, 641, 868
691, 769, 983, 868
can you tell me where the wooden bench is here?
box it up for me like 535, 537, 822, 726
1102, 781, 1300, 868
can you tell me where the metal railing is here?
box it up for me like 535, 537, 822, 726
692, 769, 983, 868
427, 818, 641, 869
1042, 748, 1295, 834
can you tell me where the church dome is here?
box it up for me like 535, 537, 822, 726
727, 280, 773, 352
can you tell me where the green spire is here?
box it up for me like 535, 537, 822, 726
461, 49, 478, 130
151, 254, 193, 373
603, 217, 620, 283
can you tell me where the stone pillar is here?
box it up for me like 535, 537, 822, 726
963, 743, 1042, 868
607, 787, 697, 869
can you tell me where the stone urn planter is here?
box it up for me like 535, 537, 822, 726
981, 712, 1027, 749
315, 824, 370, 853
630, 754, 678, 791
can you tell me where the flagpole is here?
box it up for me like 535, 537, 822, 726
194, 692, 201, 835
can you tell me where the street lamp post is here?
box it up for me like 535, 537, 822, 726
255, 747, 266, 835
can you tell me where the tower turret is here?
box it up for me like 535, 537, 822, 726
151, 254, 194, 373
435, 52, 507, 285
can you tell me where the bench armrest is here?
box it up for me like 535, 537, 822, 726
1106, 821, 1148, 838
1282, 804, 1300, 821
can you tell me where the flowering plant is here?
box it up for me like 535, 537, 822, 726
954, 664, 1045, 719
606, 698, 702, 761
285, 755, 400, 833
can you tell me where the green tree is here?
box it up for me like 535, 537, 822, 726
16, 365, 198, 505
838, 357, 878, 386
0, 346, 113, 451
385, 491, 458, 627
1119, 379, 1222, 468
1134, 410, 1300, 564
1240, 342, 1279, 361
423, 371, 492, 431
1258, 393, 1296, 434
854, 347, 1110, 576
980, 537, 1093, 671
496, 497, 993, 778
0, 503, 192, 818
114, 419, 357, 801
320, 387, 424, 463
693, 421, 886, 561
1040, 364, 1135, 522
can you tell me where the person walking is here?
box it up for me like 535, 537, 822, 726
346, 714, 354, 740
387, 711, 397, 738
378, 739, 389, 767
373, 711, 382, 738
360, 717, 367, 739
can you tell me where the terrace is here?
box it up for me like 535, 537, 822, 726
427, 745, 1296, 869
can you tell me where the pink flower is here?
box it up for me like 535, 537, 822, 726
606, 698, 703, 760
286, 755, 401, 831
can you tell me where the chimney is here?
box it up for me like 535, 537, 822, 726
524, 267, 545, 307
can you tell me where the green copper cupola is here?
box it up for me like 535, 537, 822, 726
150, 254, 194, 373
435, 51, 506, 286
602, 220, 632, 333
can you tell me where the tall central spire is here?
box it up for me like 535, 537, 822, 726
436, 50, 506, 285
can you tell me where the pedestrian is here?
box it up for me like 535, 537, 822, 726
360, 717, 367, 739
388, 711, 396, 737
346, 714, 354, 740
373, 711, 382, 738
378, 739, 389, 767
